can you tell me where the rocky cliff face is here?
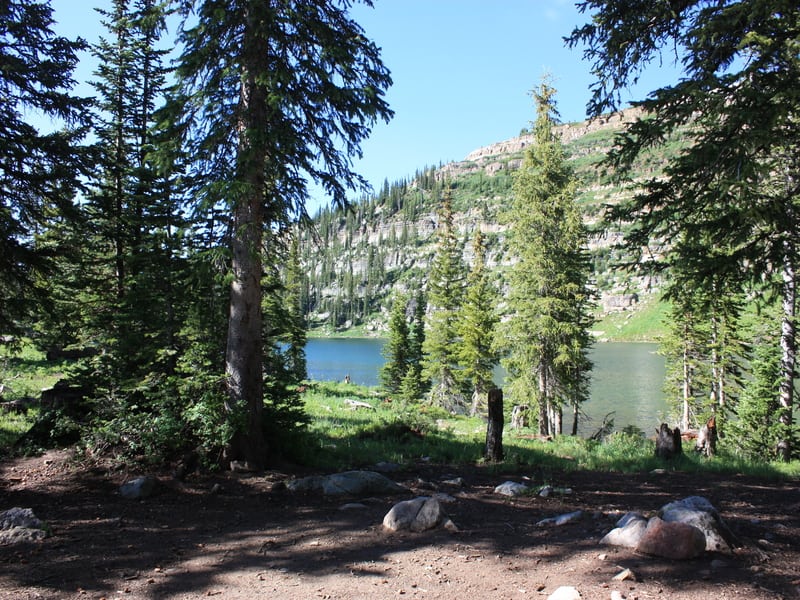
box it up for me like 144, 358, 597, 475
301, 107, 656, 334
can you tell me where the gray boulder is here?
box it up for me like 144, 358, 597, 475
287, 470, 406, 496
0, 507, 49, 545
493, 481, 529, 496
659, 496, 737, 554
383, 496, 445, 532
635, 516, 706, 560
120, 475, 158, 499
601, 512, 648, 548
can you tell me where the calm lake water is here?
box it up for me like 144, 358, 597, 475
305, 338, 668, 436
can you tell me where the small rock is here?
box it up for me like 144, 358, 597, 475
442, 518, 460, 532
494, 481, 529, 496
339, 503, 368, 510
547, 586, 581, 600
610, 591, 625, 600
612, 568, 636, 582
539, 485, 553, 497
441, 477, 464, 487
230, 460, 258, 473
120, 476, 158, 500
537, 510, 584, 527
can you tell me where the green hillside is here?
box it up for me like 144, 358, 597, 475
298, 108, 667, 341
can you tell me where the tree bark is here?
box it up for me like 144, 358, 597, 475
777, 247, 796, 462
224, 3, 270, 468
537, 362, 549, 436
485, 388, 504, 462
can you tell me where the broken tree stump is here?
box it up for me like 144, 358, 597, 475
485, 388, 504, 462
655, 423, 683, 459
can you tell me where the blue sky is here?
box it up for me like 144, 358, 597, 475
50, 0, 679, 212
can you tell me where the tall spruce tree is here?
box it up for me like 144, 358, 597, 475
499, 79, 594, 436
380, 293, 410, 396
282, 233, 307, 382
570, 0, 800, 459
398, 289, 427, 403
84, 0, 176, 386
171, 0, 392, 467
457, 230, 499, 416
0, 0, 91, 335
421, 188, 466, 413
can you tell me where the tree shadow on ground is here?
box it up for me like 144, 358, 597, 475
1, 452, 799, 599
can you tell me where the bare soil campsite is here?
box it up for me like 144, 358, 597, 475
2, 449, 799, 600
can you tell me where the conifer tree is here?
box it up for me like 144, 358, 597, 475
82, 0, 176, 387
731, 313, 782, 460
0, 0, 91, 334
422, 188, 467, 413
457, 230, 499, 416
498, 79, 594, 436
570, 0, 800, 459
170, 0, 392, 466
283, 233, 307, 382
398, 289, 427, 403
380, 293, 410, 396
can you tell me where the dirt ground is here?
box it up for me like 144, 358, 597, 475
1, 449, 799, 600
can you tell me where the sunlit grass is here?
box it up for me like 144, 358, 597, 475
1, 341, 66, 400
0, 407, 39, 452
299, 381, 800, 479
594, 296, 669, 342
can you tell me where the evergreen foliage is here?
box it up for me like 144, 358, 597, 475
380, 293, 410, 396
169, 0, 392, 466
730, 317, 783, 461
456, 230, 499, 416
0, 0, 92, 334
570, 0, 800, 459
498, 78, 594, 436
421, 188, 467, 413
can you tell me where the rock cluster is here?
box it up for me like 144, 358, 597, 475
601, 495, 737, 559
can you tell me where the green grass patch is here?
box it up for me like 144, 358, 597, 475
1, 340, 66, 453
1, 342, 66, 400
297, 381, 799, 479
0, 407, 39, 452
594, 296, 669, 342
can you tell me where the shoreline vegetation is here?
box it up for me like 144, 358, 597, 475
3, 340, 798, 480
307, 295, 670, 343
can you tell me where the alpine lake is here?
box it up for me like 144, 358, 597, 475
305, 338, 669, 437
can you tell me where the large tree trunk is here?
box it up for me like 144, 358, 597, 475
225, 196, 266, 467
777, 248, 796, 462
224, 4, 270, 469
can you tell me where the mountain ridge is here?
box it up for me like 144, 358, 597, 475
298, 106, 662, 340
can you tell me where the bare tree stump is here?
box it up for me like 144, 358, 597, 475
655, 423, 683, 459
485, 388, 504, 462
